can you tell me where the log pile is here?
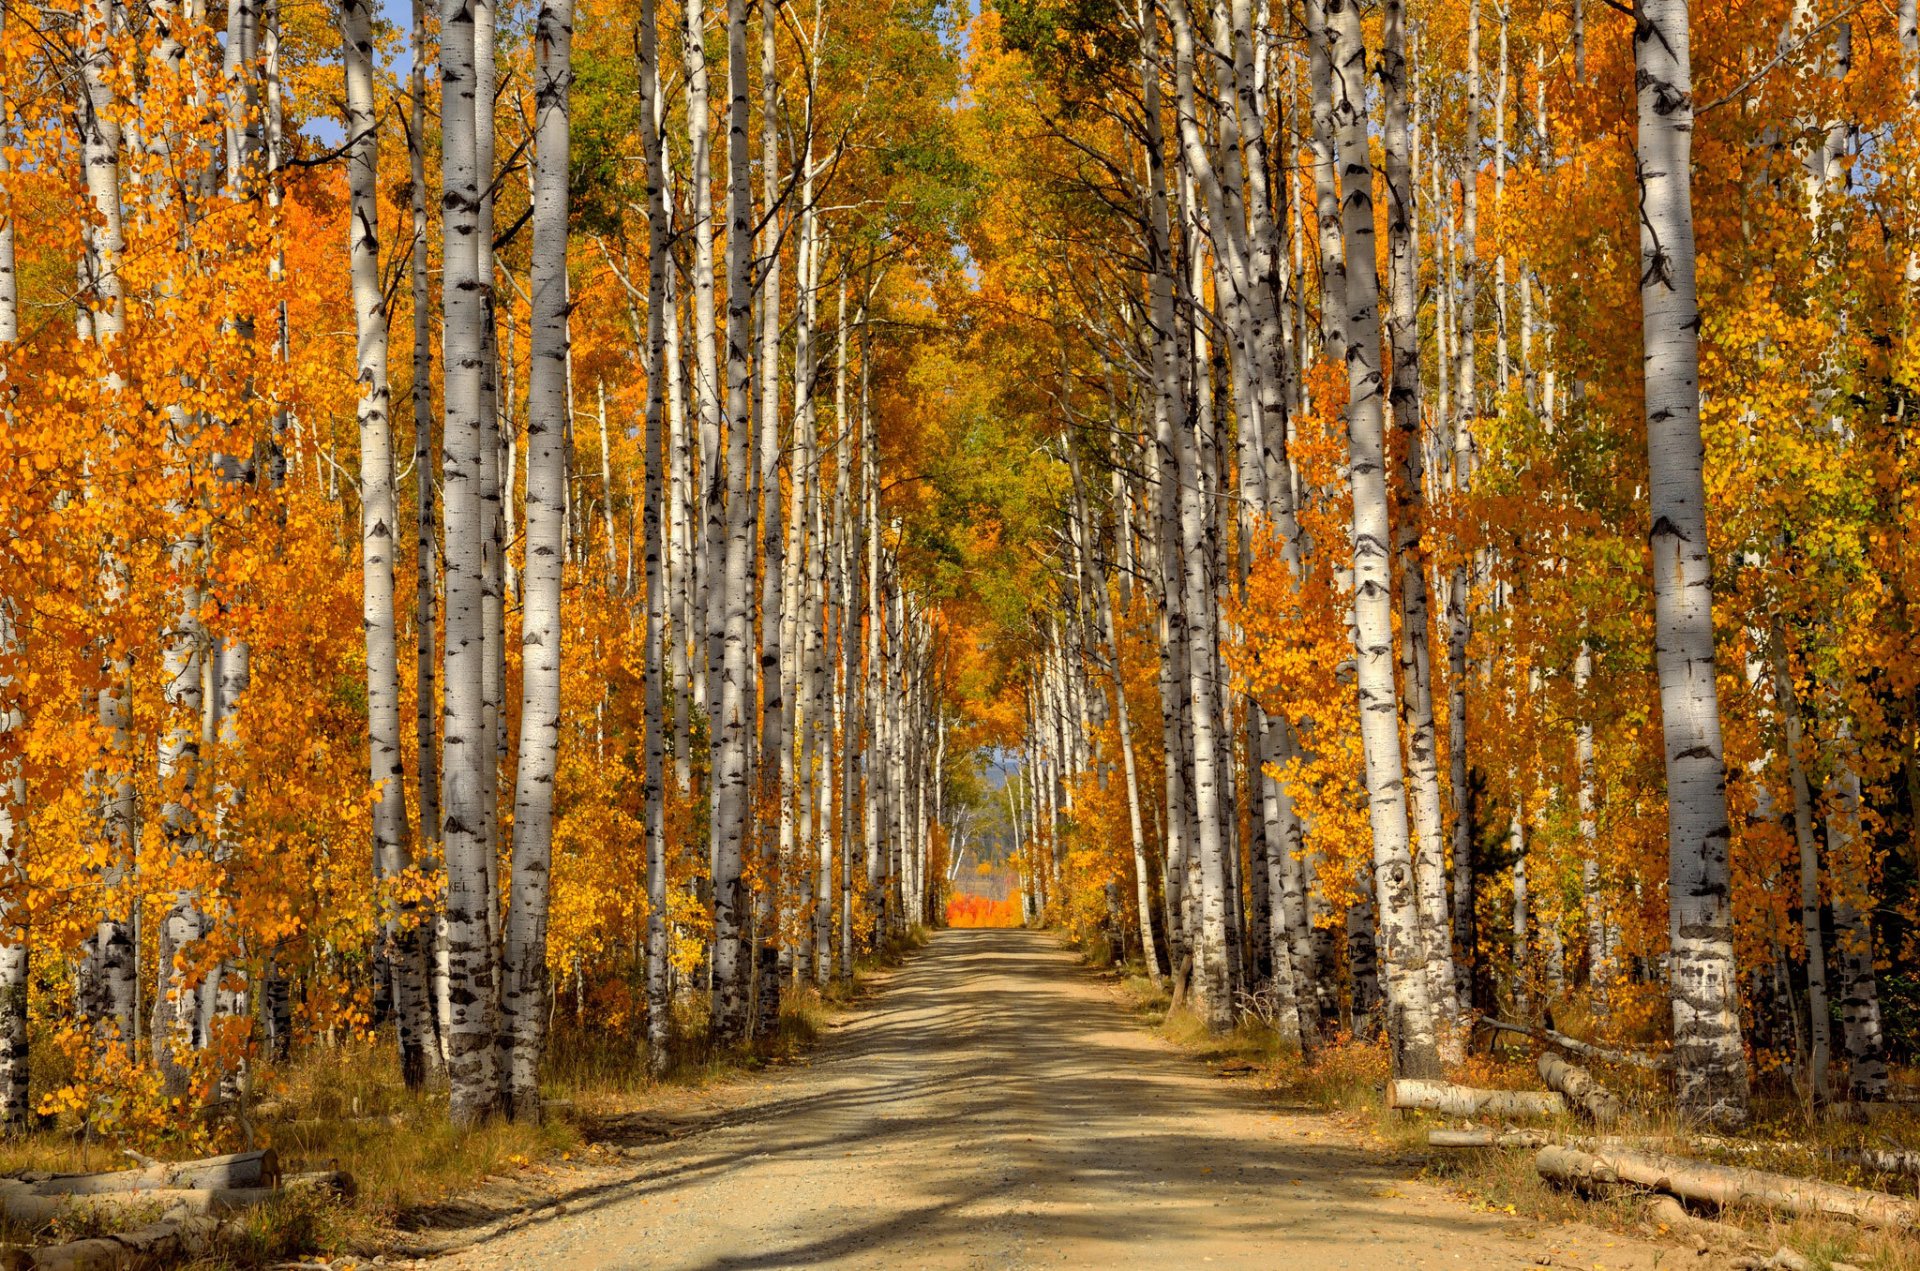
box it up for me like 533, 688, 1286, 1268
1535, 1144, 1918, 1230
0, 1150, 353, 1271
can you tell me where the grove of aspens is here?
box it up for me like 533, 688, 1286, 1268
0, 0, 1918, 1259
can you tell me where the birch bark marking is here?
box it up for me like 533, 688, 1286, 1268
708, 0, 757, 1043
753, 2, 785, 1033
440, 0, 499, 1125
1381, 0, 1455, 1044
1825, 744, 1887, 1101
80, 0, 140, 1056
0, 12, 25, 1129
1635, 0, 1749, 1127
638, 0, 673, 1072
409, 0, 447, 1071
1328, 0, 1441, 1078
502, 0, 573, 1122
1448, 0, 1482, 1014
343, 0, 434, 1090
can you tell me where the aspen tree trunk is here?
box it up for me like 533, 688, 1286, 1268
1449, 0, 1482, 1014
1136, 0, 1194, 1006
753, 0, 787, 1031
80, 0, 139, 1058
474, 0, 506, 1009
1510, 786, 1528, 1011
1767, 623, 1829, 1104
638, 0, 673, 1073
1635, 0, 1749, 1127
597, 386, 618, 587
862, 353, 885, 945
835, 290, 858, 981
343, 0, 434, 1089
409, 0, 448, 1072
153, 527, 207, 1094
1304, 0, 1345, 353
1380, 0, 1455, 1045
684, 0, 722, 736
1825, 749, 1887, 1101
440, 0, 500, 1123
709, 0, 757, 1044
1090, 457, 1162, 987
501, 0, 573, 1122
1327, 0, 1442, 1078
1575, 643, 1609, 1013
0, 12, 24, 1130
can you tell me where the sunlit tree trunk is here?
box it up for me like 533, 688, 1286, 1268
439, 0, 499, 1124
409, 0, 449, 1074
708, 0, 756, 1043
502, 0, 573, 1121
1380, 0, 1455, 1049
1327, 0, 1441, 1078
1635, 0, 1749, 1127
1449, 0, 1482, 1016
638, 0, 673, 1073
753, 3, 786, 1033
343, 0, 435, 1090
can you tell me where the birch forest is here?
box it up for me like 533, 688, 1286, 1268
1, 0, 1920, 1245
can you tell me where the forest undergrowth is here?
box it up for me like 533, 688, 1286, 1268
0, 931, 926, 1266
1104, 953, 1920, 1271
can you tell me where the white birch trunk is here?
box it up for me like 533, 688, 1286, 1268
1635, 0, 1750, 1127
439, 0, 499, 1123
1328, 0, 1442, 1077
501, 0, 572, 1121
638, 0, 673, 1072
409, 0, 448, 1073
1381, 0, 1455, 1046
343, 0, 434, 1089
708, 0, 756, 1043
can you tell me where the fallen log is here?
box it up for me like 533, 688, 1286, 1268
1387, 1080, 1566, 1118
1428, 1128, 1557, 1149
1538, 1053, 1623, 1128
1534, 1144, 1919, 1229
1833, 1147, 1920, 1180
0, 1216, 222, 1271
1478, 1018, 1675, 1071
0, 1182, 280, 1228
21, 1150, 278, 1195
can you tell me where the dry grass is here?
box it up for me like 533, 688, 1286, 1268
0, 950, 904, 1268
1106, 968, 1920, 1271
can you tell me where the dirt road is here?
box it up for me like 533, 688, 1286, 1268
433, 929, 1689, 1270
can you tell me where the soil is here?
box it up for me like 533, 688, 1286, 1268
417, 929, 1719, 1270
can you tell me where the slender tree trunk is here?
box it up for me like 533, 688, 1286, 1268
1380, 0, 1455, 1049
1825, 743, 1887, 1102
1449, 0, 1482, 1017
440, 0, 499, 1123
1327, 0, 1442, 1078
708, 0, 756, 1044
638, 0, 673, 1073
409, 0, 448, 1075
501, 0, 573, 1121
1768, 622, 1830, 1104
1635, 0, 1750, 1128
343, 0, 434, 1090
753, 1, 787, 1034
